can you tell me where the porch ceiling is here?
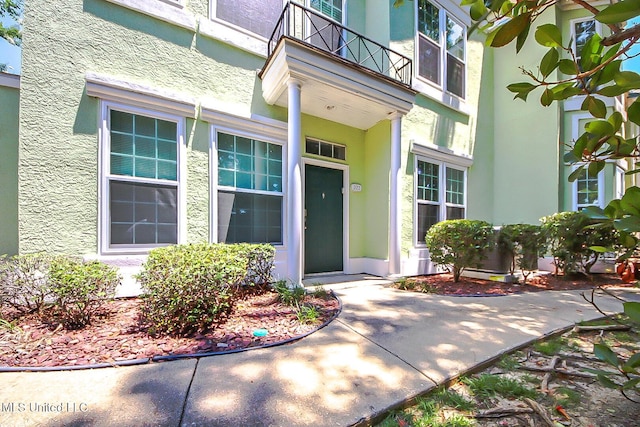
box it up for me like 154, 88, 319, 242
260, 38, 417, 130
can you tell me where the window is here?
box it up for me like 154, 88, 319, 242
305, 138, 346, 161
417, 0, 466, 98
217, 132, 283, 244
214, 0, 283, 39
573, 167, 603, 211
106, 109, 181, 249
573, 19, 597, 61
308, 0, 344, 53
416, 159, 466, 244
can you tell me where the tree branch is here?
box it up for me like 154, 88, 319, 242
602, 24, 640, 46
569, 0, 622, 35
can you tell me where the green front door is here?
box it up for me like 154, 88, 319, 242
304, 164, 343, 274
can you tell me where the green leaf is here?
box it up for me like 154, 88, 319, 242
491, 13, 532, 48
614, 216, 640, 233
608, 111, 623, 132
588, 160, 606, 176
624, 301, 640, 323
614, 71, 640, 88
582, 206, 609, 220
597, 373, 619, 389
594, 343, 621, 367
540, 87, 554, 106
470, 0, 488, 21
563, 149, 580, 164
580, 33, 604, 71
585, 120, 615, 137
620, 186, 640, 216
540, 48, 559, 78
515, 21, 531, 54
628, 99, 640, 126
568, 165, 585, 182
558, 59, 578, 75
534, 23, 563, 47
623, 353, 640, 372
622, 377, 640, 390
595, 0, 640, 25
597, 85, 629, 97
507, 82, 537, 101
489, 0, 507, 12
460, 0, 477, 5
599, 60, 622, 85
581, 96, 607, 118
589, 245, 609, 253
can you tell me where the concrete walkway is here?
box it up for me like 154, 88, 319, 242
2, 276, 639, 427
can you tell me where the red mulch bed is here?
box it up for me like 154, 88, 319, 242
0, 289, 339, 369
398, 272, 636, 297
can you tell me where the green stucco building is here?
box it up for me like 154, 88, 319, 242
0, 0, 633, 283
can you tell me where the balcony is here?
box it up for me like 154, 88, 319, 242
259, 2, 417, 130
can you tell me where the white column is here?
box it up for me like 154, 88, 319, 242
389, 113, 402, 276
287, 79, 303, 285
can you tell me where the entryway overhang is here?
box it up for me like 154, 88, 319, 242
259, 37, 417, 130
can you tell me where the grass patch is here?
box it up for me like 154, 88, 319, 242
296, 304, 320, 324
377, 388, 475, 427
462, 374, 538, 401
310, 286, 330, 298
533, 336, 566, 356
497, 354, 520, 371
394, 278, 436, 293
553, 386, 581, 408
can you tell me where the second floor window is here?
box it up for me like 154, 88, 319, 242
417, 0, 466, 98
215, 0, 283, 39
573, 19, 597, 61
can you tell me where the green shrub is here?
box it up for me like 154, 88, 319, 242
540, 211, 619, 275
425, 220, 494, 282
138, 243, 275, 335
48, 258, 120, 329
233, 243, 276, 287
0, 253, 56, 314
499, 224, 547, 283
273, 280, 306, 305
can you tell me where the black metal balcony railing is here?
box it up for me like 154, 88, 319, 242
267, 1, 412, 87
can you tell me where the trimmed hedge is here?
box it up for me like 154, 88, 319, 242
425, 219, 494, 282
0, 253, 120, 328
48, 258, 120, 329
137, 243, 275, 335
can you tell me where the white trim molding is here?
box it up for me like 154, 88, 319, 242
102, 0, 196, 30
201, 103, 287, 141
85, 72, 197, 117
98, 100, 188, 255
0, 73, 20, 89
410, 140, 473, 167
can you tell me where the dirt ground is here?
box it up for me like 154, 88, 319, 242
0, 288, 339, 368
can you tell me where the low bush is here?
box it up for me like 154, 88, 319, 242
234, 243, 276, 287
138, 243, 275, 335
540, 211, 619, 275
499, 224, 547, 283
48, 258, 120, 329
425, 219, 494, 282
0, 253, 56, 315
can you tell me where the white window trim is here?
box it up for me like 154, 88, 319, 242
571, 164, 605, 211
414, 0, 468, 112
413, 155, 468, 247
98, 100, 187, 255
209, 121, 287, 247
102, 0, 196, 30
86, 72, 197, 118
570, 17, 602, 59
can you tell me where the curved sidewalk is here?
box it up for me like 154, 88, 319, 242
2, 277, 639, 427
